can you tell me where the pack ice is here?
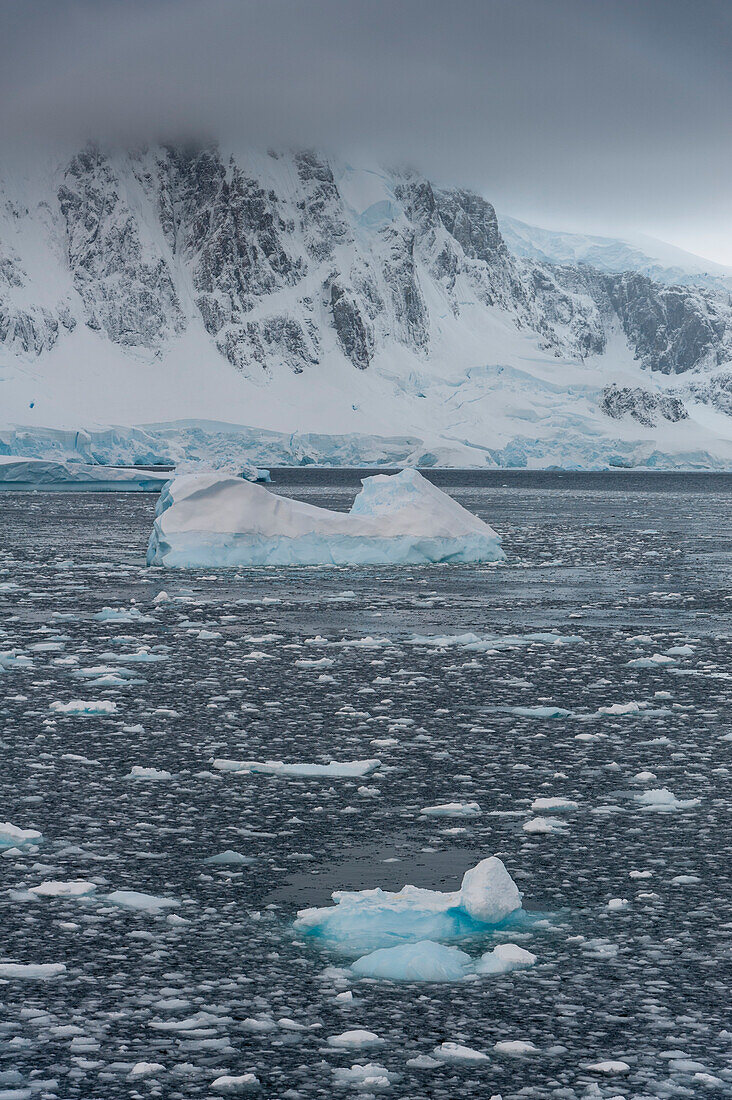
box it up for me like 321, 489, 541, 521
146, 468, 504, 568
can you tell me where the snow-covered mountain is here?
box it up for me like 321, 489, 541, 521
499, 213, 732, 293
2, 144, 732, 469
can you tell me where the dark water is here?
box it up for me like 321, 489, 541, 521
1, 472, 731, 1098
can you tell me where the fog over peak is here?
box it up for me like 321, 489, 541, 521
2, 0, 731, 263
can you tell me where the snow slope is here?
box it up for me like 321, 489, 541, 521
2, 145, 732, 469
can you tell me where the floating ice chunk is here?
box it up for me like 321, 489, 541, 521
125, 766, 173, 781
328, 1030, 383, 1049
606, 898, 629, 910
0, 823, 42, 850
210, 1073, 260, 1093
350, 941, 473, 982
0, 456, 172, 492
584, 1061, 630, 1074
94, 607, 153, 623
494, 1040, 538, 1055
530, 797, 578, 812
50, 700, 117, 715
634, 788, 700, 811
332, 1063, 396, 1091
213, 758, 381, 779
597, 701, 647, 714
204, 850, 254, 865
0, 962, 66, 979
29, 880, 96, 898
405, 1055, 443, 1069
523, 817, 567, 834
420, 802, 481, 818
475, 943, 537, 975
147, 468, 505, 568
627, 654, 676, 668
129, 1063, 165, 1078
105, 890, 179, 912
295, 856, 522, 953
507, 705, 571, 718
433, 1041, 489, 1063
460, 857, 523, 925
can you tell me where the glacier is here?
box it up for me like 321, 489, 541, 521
146, 467, 505, 568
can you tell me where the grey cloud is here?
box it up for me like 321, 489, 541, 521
1, 0, 731, 261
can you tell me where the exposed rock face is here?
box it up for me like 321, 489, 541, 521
329, 281, 373, 370
600, 272, 731, 374
601, 383, 688, 427
2, 143, 731, 423
58, 147, 184, 346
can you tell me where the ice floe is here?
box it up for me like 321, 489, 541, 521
634, 788, 700, 811
29, 880, 97, 898
349, 939, 537, 982
0, 962, 66, 980
50, 699, 118, 715
146, 468, 504, 567
0, 823, 42, 850
213, 758, 381, 778
295, 857, 523, 954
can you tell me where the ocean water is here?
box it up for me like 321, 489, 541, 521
1, 471, 730, 1098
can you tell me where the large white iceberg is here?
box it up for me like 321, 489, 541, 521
294, 857, 522, 954
0, 455, 268, 492
146, 468, 504, 568
0, 455, 171, 492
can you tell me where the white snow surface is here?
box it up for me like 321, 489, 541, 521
146, 468, 504, 568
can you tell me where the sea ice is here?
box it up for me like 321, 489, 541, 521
433, 1041, 489, 1063
475, 943, 537, 974
332, 1063, 396, 1091
124, 766, 173, 781
204, 850, 254, 865
50, 700, 118, 715
420, 802, 481, 818
146, 468, 504, 567
634, 788, 700, 811
350, 941, 473, 982
105, 890, 179, 912
213, 758, 381, 778
0, 963, 66, 980
0, 823, 42, 850
295, 857, 522, 953
29, 880, 97, 898
210, 1074, 260, 1093
530, 797, 578, 812
327, 1029, 383, 1049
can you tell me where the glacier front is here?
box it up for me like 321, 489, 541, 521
146, 468, 504, 568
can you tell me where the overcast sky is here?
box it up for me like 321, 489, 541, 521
2, 0, 731, 264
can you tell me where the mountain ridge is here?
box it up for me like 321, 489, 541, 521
2, 144, 732, 468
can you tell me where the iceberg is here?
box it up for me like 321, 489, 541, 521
0, 821, 43, 850
0, 455, 171, 492
146, 468, 504, 568
294, 857, 522, 954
